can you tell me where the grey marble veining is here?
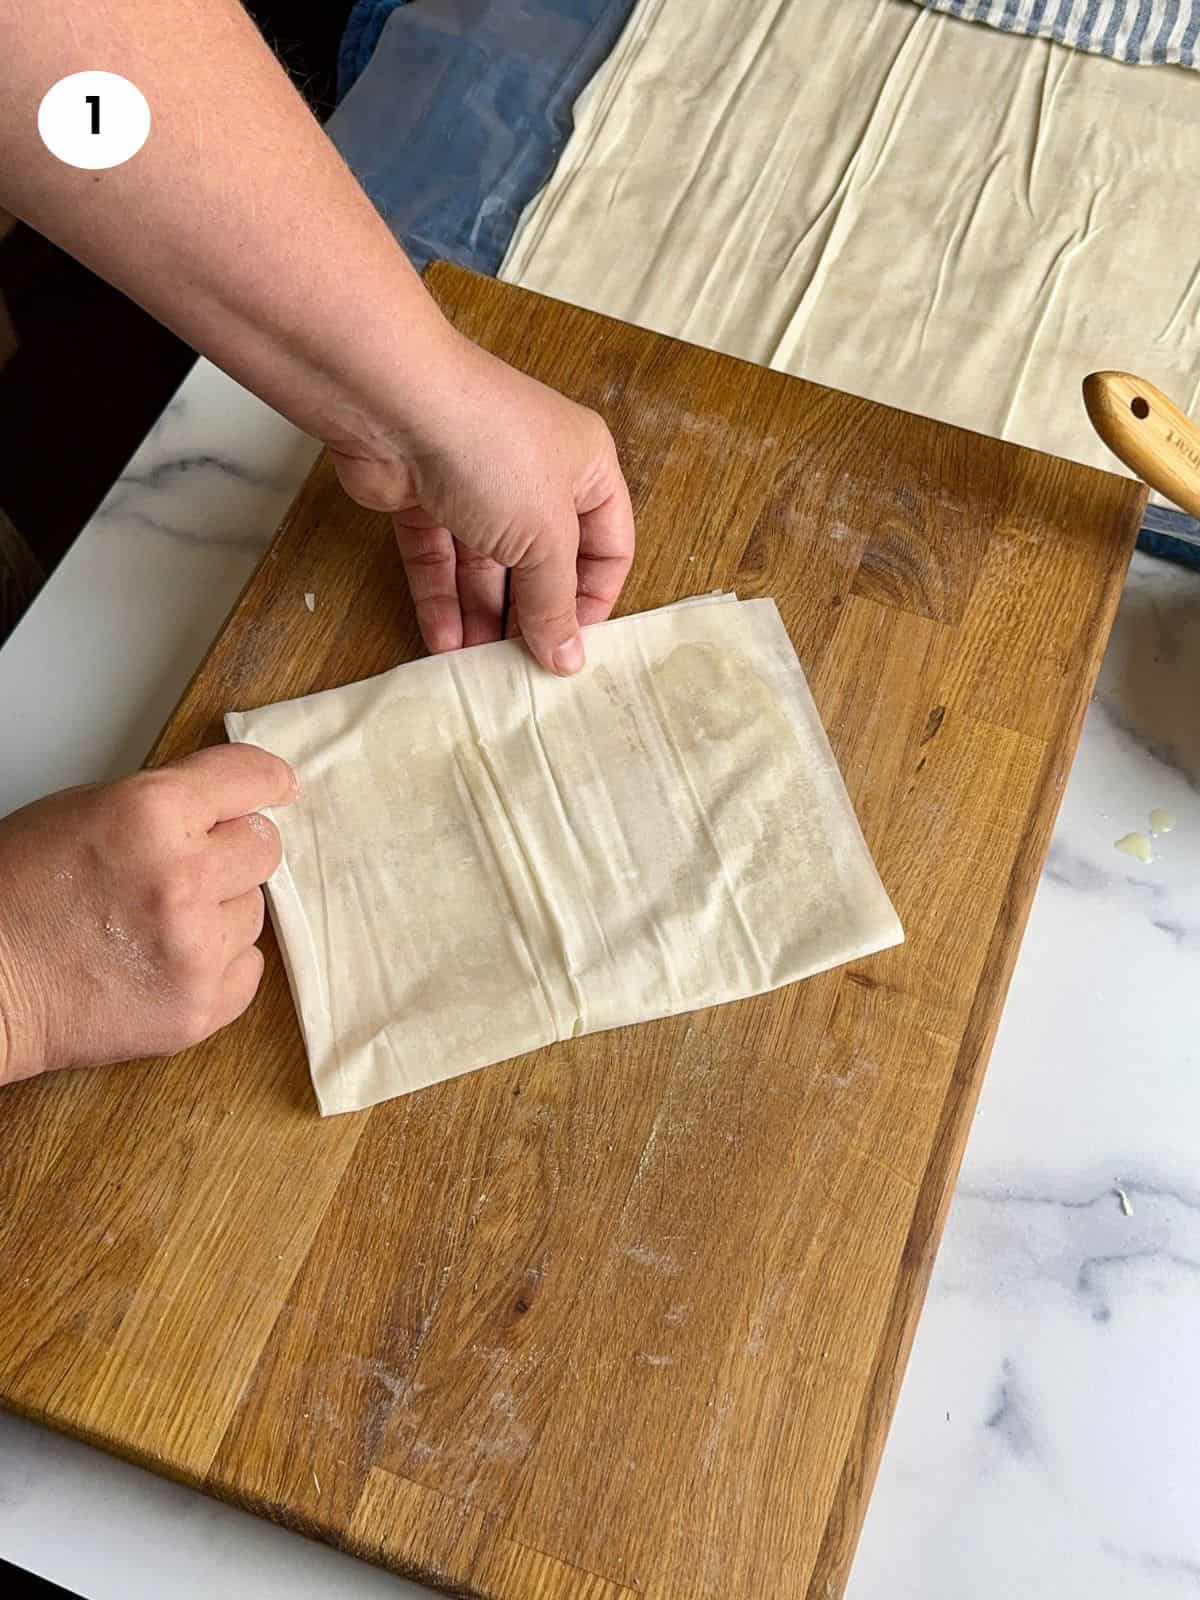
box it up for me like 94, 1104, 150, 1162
0, 360, 319, 817
848, 550, 1200, 1599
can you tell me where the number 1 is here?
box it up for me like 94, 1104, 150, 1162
85, 94, 100, 135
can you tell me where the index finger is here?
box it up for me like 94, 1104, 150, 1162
169, 743, 299, 826
575, 471, 635, 628
511, 529, 583, 676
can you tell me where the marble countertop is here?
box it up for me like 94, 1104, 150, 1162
1, 361, 1197, 1599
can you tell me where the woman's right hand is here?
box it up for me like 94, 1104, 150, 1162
329, 325, 636, 674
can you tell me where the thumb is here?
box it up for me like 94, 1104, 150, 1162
511, 526, 585, 676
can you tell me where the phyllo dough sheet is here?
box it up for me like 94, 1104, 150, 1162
225, 595, 902, 1115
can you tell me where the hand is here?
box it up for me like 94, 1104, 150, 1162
0, 0, 632, 675
0, 744, 296, 1087
329, 329, 635, 675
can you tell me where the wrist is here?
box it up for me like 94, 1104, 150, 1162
314, 282, 468, 464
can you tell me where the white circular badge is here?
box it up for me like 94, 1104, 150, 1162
38, 72, 150, 171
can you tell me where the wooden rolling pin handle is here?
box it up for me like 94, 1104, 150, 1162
1083, 370, 1200, 519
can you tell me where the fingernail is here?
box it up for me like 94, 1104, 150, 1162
553, 636, 585, 676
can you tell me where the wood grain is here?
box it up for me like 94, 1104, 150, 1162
0, 266, 1145, 1599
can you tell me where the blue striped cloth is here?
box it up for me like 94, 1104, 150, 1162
911, 0, 1200, 66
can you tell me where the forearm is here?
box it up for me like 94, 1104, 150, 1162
0, 0, 453, 454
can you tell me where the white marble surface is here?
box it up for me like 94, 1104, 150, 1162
2, 361, 1199, 1597
0, 361, 319, 820
850, 553, 1200, 1599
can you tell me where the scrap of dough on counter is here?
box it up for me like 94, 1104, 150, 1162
225, 594, 902, 1115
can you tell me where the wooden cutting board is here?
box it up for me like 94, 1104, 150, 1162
0, 265, 1144, 1599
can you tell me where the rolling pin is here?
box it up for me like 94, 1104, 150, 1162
1083, 370, 1200, 527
